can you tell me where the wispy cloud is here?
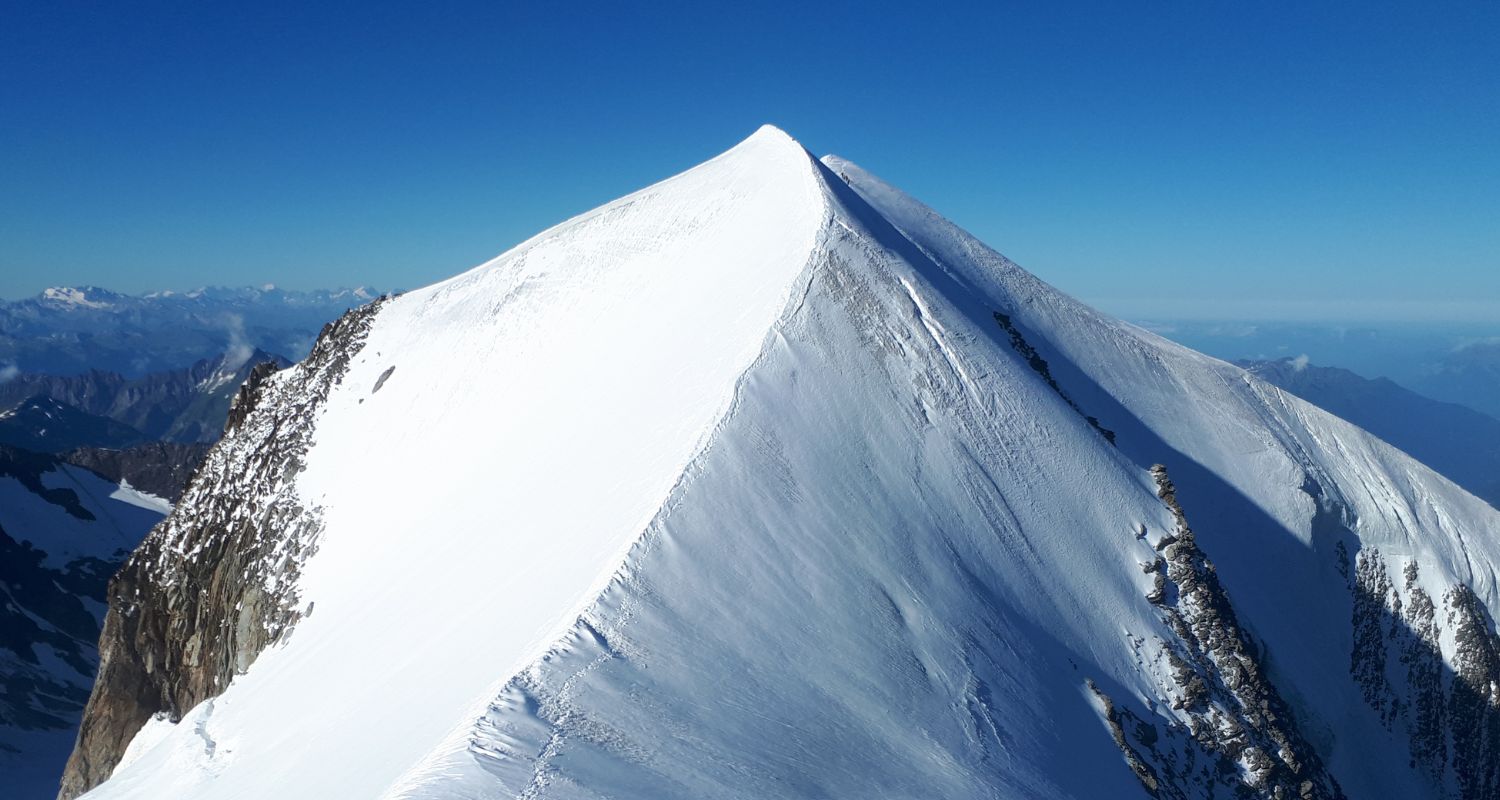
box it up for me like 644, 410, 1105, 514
219, 313, 253, 369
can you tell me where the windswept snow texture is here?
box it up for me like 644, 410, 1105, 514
1240, 357, 1500, 508
85, 128, 1500, 800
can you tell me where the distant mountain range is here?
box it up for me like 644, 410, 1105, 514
0, 285, 382, 377
1242, 357, 1500, 508
0, 397, 147, 453
0, 445, 168, 798
1140, 320, 1500, 421
1414, 339, 1500, 421
0, 348, 292, 447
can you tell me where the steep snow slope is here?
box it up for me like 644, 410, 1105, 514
1240, 356, 1500, 508
73, 129, 1500, 800
826, 155, 1500, 797
73, 126, 826, 799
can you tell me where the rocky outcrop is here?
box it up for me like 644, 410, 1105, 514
1446, 585, 1500, 799
57, 299, 387, 799
1094, 465, 1343, 799
0, 350, 293, 446
991, 311, 1116, 445
1346, 546, 1500, 798
61, 442, 211, 503
0, 397, 147, 453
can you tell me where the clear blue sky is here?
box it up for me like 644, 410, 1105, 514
3, 1, 1497, 320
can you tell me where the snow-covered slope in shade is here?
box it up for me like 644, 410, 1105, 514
1238, 356, 1500, 508
824, 155, 1500, 797
0, 447, 166, 799
75, 128, 1500, 800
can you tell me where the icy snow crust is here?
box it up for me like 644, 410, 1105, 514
89, 129, 1500, 799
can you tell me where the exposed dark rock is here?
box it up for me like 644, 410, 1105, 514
223, 359, 282, 435
1401, 564, 1445, 783
0, 350, 293, 446
58, 298, 387, 800
0, 398, 146, 453
1095, 465, 1344, 799
372, 365, 396, 394
1350, 549, 1395, 725
1088, 679, 1168, 798
992, 311, 1116, 445
1344, 542, 1500, 797
1446, 584, 1500, 799
61, 442, 211, 503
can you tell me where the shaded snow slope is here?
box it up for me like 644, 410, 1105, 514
1240, 356, 1500, 509
0, 447, 166, 799
79, 130, 1500, 800
826, 154, 1500, 798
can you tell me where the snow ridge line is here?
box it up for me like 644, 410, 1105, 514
377, 142, 837, 797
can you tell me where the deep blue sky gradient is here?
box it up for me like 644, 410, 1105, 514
3, 1, 1497, 319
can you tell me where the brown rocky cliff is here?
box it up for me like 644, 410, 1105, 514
58, 299, 386, 799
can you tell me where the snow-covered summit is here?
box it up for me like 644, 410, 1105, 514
67, 128, 1500, 800
39, 287, 120, 310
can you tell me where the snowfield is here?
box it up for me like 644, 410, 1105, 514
80, 127, 1500, 800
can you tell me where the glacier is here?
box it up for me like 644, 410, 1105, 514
65, 126, 1500, 800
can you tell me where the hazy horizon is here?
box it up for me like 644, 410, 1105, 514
4, 4, 1497, 322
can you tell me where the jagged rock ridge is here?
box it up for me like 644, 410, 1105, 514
59, 300, 386, 798
1348, 546, 1500, 798
58, 443, 212, 504
1092, 465, 1342, 799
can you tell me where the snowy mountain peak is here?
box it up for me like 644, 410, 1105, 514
39, 287, 118, 309
66, 130, 1500, 800
743, 121, 802, 146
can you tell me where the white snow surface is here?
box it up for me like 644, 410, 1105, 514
40, 287, 115, 309
87, 128, 1500, 799
0, 465, 164, 567
108, 480, 174, 515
